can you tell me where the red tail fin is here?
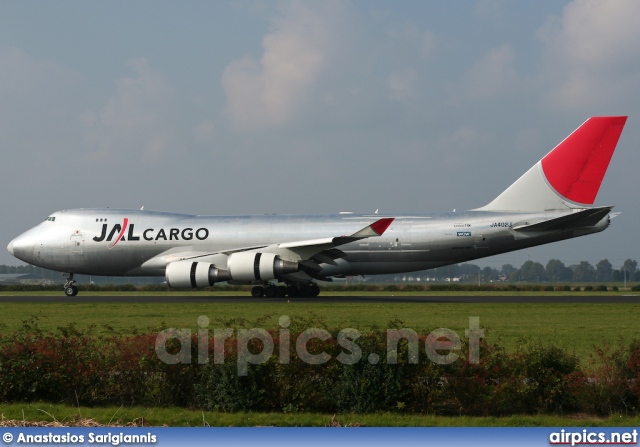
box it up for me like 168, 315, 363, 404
476, 116, 627, 212
541, 116, 627, 205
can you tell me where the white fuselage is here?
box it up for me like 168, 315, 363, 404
7, 207, 608, 279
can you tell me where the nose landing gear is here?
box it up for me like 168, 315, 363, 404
63, 273, 78, 296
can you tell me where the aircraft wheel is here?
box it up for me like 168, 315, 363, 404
65, 285, 78, 297
251, 286, 264, 297
264, 285, 277, 297
300, 284, 318, 297
276, 285, 287, 297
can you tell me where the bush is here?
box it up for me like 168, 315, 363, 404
582, 340, 640, 415
6, 319, 640, 417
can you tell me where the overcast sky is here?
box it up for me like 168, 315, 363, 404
1, 0, 638, 270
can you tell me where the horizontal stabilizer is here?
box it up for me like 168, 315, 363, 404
513, 206, 612, 232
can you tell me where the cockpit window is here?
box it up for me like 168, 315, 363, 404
45, 217, 56, 222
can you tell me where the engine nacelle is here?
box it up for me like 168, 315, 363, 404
165, 253, 299, 288
227, 252, 299, 282
165, 260, 230, 288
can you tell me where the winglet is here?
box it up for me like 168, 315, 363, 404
351, 218, 395, 238
371, 217, 395, 235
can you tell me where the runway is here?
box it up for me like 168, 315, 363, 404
1, 295, 639, 303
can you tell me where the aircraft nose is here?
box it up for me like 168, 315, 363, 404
7, 231, 37, 263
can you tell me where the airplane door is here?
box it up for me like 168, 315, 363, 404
401, 218, 412, 252
70, 233, 84, 254
474, 234, 489, 250
368, 218, 399, 261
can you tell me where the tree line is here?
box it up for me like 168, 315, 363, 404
0, 264, 164, 285
374, 258, 640, 283
1, 258, 639, 284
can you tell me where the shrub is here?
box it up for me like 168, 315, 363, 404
583, 340, 640, 415
7, 320, 640, 417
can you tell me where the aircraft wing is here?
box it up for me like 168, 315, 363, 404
513, 206, 612, 233
152, 217, 395, 266
276, 217, 394, 256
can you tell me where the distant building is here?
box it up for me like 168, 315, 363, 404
0, 273, 48, 285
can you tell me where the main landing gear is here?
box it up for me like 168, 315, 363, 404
251, 282, 320, 298
63, 273, 78, 297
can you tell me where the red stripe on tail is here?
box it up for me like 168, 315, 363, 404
541, 116, 627, 205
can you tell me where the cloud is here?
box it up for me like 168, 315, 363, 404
475, 0, 510, 20
192, 119, 216, 143
448, 44, 517, 104
83, 58, 176, 162
385, 20, 437, 59
0, 47, 69, 98
388, 69, 418, 101
222, 2, 343, 130
536, 0, 640, 110
0, 47, 83, 176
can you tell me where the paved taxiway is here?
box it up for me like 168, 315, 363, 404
0, 295, 639, 303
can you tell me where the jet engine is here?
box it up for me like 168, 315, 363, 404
227, 252, 299, 281
165, 260, 230, 288
165, 252, 299, 288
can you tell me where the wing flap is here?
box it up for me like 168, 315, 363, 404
311, 248, 346, 266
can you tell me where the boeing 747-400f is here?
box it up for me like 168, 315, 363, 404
7, 116, 627, 297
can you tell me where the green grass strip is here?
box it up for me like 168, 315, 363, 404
2, 402, 640, 427
2, 301, 640, 358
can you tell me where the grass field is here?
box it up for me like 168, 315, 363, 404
2, 402, 640, 427
3, 291, 640, 426
1, 291, 640, 357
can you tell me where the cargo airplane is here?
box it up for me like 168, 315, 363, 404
7, 116, 627, 297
